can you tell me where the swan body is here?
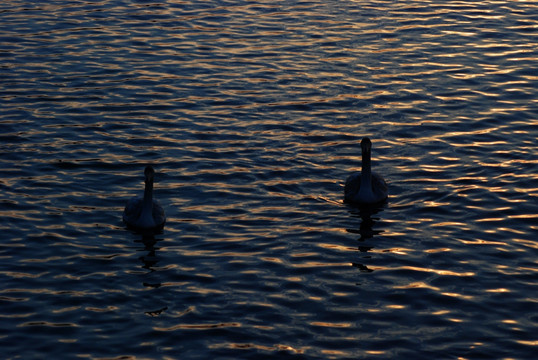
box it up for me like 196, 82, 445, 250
344, 137, 388, 205
123, 166, 166, 231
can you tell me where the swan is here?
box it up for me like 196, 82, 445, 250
344, 137, 388, 205
123, 165, 166, 231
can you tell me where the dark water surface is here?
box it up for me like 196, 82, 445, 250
1, 1, 537, 359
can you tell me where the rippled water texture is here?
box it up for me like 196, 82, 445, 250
1, 1, 537, 359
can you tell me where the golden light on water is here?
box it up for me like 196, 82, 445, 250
310, 321, 352, 328
1, 0, 537, 358
377, 266, 476, 277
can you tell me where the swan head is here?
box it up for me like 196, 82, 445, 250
361, 137, 372, 153
144, 165, 155, 183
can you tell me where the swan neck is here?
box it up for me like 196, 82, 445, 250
141, 178, 154, 217
360, 148, 373, 199
361, 150, 372, 180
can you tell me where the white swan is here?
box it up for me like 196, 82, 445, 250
344, 137, 388, 205
123, 166, 166, 231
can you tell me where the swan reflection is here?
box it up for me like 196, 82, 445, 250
135, 234, 162, 275
347, 206, 385, 273
134, 233, 168, 317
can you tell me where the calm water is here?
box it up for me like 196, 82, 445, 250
1, 0, 537, 359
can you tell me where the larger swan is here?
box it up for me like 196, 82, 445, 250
344, 137, 388, 205
123, 166, 166, 231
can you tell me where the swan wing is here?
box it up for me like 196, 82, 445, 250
152, 200, 166, 227
344, 173, 361, 203
123, 196, 142, 226
371, 172, 388, 200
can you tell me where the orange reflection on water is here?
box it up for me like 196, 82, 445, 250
366, 350, 387, 355
486, 288, 511, 293
457, 238, 507, 246
310, 321, 352, 328
394, 282, 440, 291
321, 350, 348, 356
154, 322, 240, 332
294, 261, 352, 268
441, 292, 474, 300
209, 342, 307, 354
386, 304, 406, 309
379, 265, 475, 277
424, 248, 451, 254
431, 221, 467, 227
516, 340, 538, 346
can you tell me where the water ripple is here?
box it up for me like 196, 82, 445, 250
1, 0, 538, 359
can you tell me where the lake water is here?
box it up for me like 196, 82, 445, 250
1, 0, 537, 359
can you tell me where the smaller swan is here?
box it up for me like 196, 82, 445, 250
344, 137, 388, 205
123, 166, 166, 231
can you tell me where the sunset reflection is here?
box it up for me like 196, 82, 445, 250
1, 0, 537, 358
